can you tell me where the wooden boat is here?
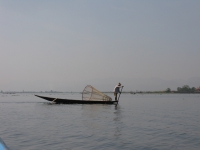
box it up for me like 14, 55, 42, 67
35, 95, 117, 104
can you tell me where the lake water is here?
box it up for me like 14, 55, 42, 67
0, 93, 200, 150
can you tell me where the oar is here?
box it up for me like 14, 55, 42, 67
117, 86, 124, 104
51, 98, 57, 104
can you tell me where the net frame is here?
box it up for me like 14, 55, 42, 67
82, 85, 112, 101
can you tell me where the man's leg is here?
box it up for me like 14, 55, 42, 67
114, 93, 118, 101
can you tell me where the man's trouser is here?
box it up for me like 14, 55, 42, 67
114, 92, 118, 101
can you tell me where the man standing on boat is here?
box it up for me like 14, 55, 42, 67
114, 83, 124, 101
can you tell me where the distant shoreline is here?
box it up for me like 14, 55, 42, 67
1, 91, 200, 94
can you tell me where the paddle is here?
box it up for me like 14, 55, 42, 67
51, 98, 57, 104
117, 86, 124, 104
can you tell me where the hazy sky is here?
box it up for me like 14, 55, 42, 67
1, 0, 200, 92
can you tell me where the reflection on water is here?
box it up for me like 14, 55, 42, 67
113, 105, 122, 139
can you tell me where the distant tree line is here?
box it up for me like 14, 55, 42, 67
177, 85, 196, 93
165, 85, 197, 93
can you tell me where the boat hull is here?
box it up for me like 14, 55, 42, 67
35, 95, 117, 104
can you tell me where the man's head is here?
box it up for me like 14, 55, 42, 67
118, 83, 121, 86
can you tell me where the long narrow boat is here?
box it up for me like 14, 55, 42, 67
35, 95, 117, 104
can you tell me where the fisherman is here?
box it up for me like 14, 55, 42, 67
114, 83, 124, 101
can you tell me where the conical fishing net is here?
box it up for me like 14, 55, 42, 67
82, 85, 112, 101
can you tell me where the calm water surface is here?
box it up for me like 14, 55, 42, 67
0, 93, 200, 150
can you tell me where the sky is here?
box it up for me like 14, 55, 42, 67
1, 0, 200, 92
